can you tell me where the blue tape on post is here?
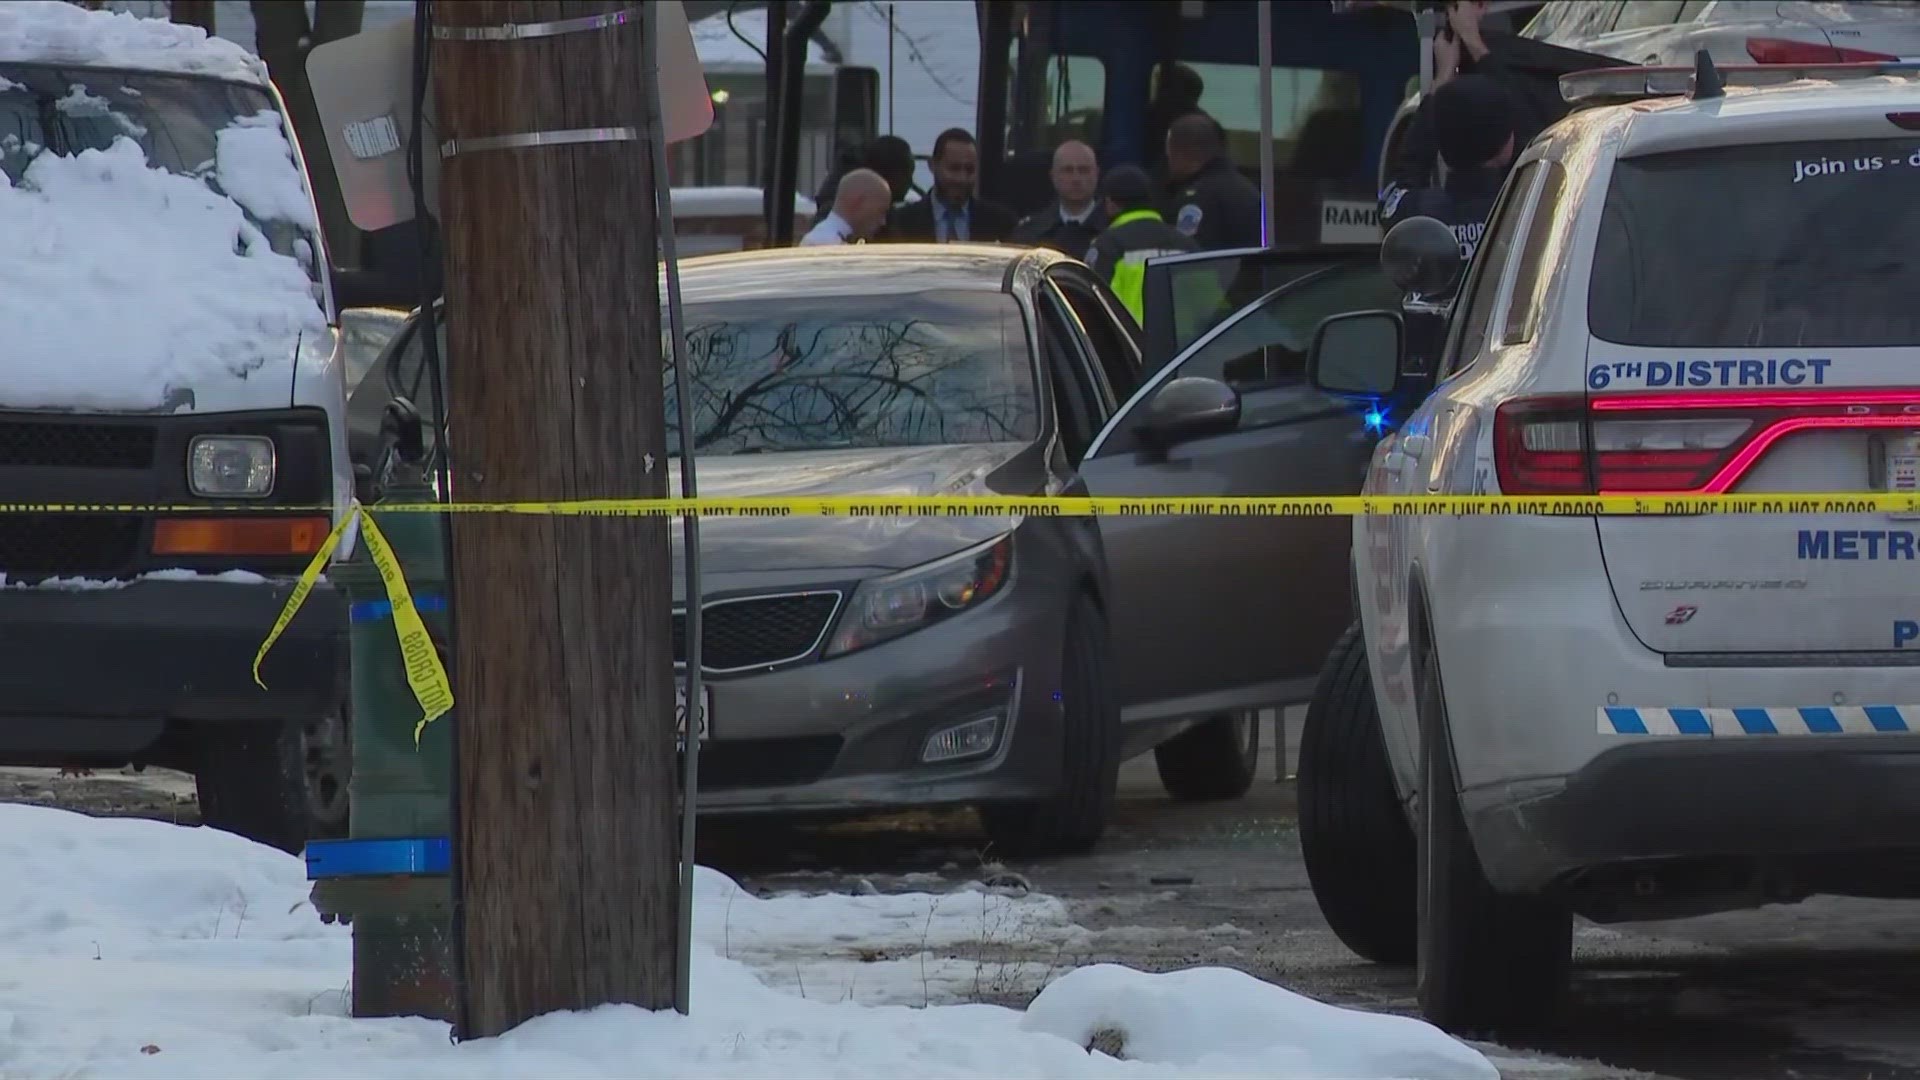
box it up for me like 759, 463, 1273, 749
305, 837, 450, 879
350, 593, 448, 623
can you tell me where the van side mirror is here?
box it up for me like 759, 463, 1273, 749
1307, 310, 1404, 397
1381, 215, 1463, 296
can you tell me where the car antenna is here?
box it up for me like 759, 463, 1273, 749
1690, 48, 1725, 100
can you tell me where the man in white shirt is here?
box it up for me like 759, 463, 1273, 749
800, 168, 892, 246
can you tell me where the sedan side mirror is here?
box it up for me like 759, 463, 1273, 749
1307, 310, 1404, 397
1137, 376, 1241, 448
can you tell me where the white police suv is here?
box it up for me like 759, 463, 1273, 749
1294, 56, 1920, 1040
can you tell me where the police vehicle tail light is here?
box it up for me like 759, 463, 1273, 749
1499, 390, 1920, 496
1497, 397, 1754, 494
1745, 39, 1898, 66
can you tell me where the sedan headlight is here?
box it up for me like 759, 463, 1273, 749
823, 534, 1013, 657
188, 435, 276, 498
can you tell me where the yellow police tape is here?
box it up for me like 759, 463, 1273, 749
231, 489, 1920, 744
254, 502, 454, 747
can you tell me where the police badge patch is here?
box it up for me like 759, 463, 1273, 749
1175, 204, 1203, 236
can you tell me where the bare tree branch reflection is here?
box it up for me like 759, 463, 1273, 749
664, 292, 1036, 456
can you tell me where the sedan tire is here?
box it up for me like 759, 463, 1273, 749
1299, 622, 1416, 965
1153, 710, 1260, 802
980, 593, 1119, 858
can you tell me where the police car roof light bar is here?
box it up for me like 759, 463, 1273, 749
1692, 49, 1725, 100
1559, 58, 1920, 109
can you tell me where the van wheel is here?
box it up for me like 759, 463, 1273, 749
1415, 626, 1572, 1039
1153, 710, 1260, 802
981, 594, 1119, 858
194, 720, 311, 855
1299, 622, 1416, 964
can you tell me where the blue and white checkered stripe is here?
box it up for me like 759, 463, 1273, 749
1600, 705, 1917, 736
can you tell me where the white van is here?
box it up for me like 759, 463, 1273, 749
0, 2, 352, 852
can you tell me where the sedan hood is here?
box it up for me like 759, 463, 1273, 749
664, 442, 1045, 577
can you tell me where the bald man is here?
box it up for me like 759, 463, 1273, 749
800, 168, 891, 246
1010, 140, 1108, 261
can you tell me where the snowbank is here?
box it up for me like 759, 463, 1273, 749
0, 0, 268, 84
0, 804, 1496, 1079
0, 132, 327, 411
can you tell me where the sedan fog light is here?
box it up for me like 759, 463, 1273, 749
188, 435, 275, 497
922, 715, 1000, 764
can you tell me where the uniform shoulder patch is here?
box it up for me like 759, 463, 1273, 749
1380, 185, 1406, 219
1174, 203, 1203, 236
1083, 244, 1099, 270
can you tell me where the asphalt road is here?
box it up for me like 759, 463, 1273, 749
6, 710, 1919, 1079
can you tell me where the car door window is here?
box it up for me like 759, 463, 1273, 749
1205, 263, 1405, 393
1499, 161, 1568, 347
1437, 163, 1538, 379
1095, 263, 1402, 458
1676, 0, 1712, 20
1556, 0, 1626, 37
1035, 290, 1104, 465
1049, 270, 1139, 405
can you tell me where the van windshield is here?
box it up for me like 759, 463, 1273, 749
1588, 137, 1918, 349
0, 64, 319, 284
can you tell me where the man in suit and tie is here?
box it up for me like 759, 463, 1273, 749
885, 128, 1018, 243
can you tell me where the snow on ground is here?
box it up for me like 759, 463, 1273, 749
0, 1, 267, 84
0, 804, 1497, 1079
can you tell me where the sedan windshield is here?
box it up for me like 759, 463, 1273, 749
666, 290, 1039, 455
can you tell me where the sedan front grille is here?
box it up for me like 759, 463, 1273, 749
673, 590, 843, 672
0, 514, 143, 575
0, 419, 156, 469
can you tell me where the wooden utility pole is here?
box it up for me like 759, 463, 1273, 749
430, 0, 681, 1039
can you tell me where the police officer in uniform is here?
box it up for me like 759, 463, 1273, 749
1162, 112, 1262, 251
1085, 164, 1196, 325
1379, 72, 1516, 271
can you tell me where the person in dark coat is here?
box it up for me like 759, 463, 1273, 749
885, 128, 1018, 243
1162, 112, 1263, 252
1009, 139, 1108, 261
1380, 72, 1517, 274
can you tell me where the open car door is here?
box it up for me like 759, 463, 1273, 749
1080, 253, 1416, 739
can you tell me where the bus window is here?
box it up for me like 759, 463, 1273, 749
1041, 55, 1106, 147
1153, 62, 1365, 183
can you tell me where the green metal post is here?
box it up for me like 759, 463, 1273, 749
311, 466, 456, 1022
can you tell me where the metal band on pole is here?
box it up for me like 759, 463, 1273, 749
441, 126, 640, 160
432, 7, 643, 41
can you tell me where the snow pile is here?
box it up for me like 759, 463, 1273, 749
1025, 965, 1498, 1079
0, 0, 268, 84
0, 134, 326, 411
0, 804, 1496, 1079
216, 110, 318, 229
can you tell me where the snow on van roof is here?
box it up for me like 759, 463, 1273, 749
0, 1, 270, 86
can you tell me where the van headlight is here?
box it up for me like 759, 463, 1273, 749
823, 534, 1013, 657
188, 435, 276, 497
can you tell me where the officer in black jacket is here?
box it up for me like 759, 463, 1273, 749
1379, 72, 1515, 275
1162, 112, 1263, 252
1009, 140, 1109, 261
